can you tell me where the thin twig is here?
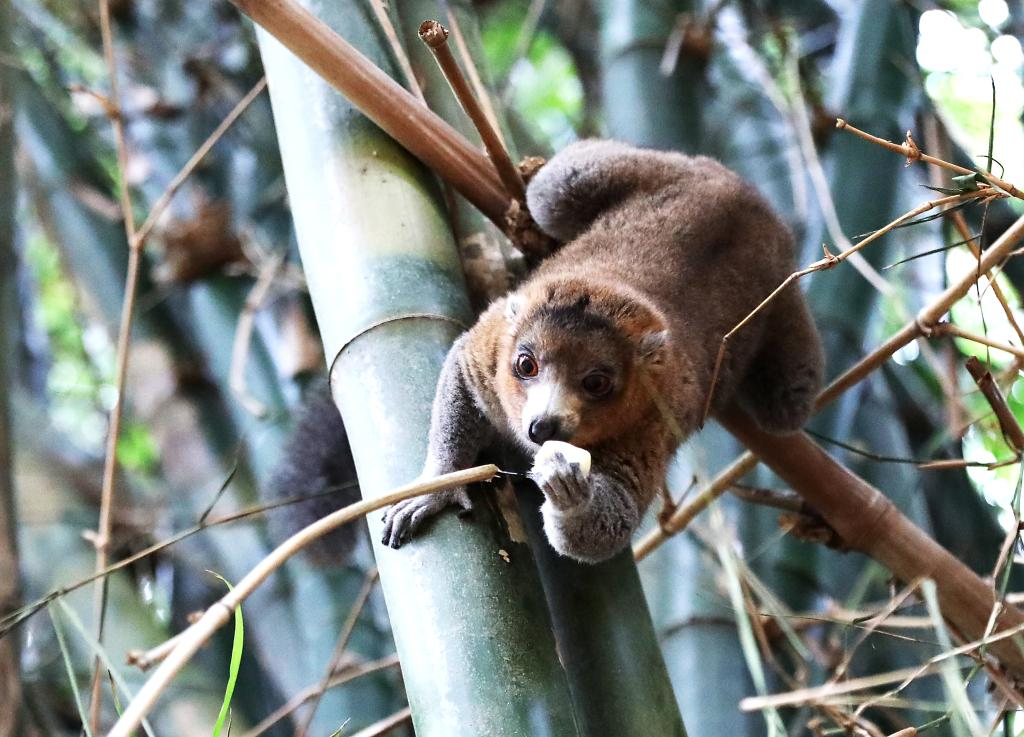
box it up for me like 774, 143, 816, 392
239, 655, 400, 737
949, 211, 1024, 348
229, 251, 285, 417
418, 20, 525, 202
294, 568, 379, 737
126, 631, 187, 672
89, 0, 141, 728
1, 480, 362, 639
367, 0, 426, 104
133, 77, 268, 247
445, 9, 506, 150
836, 118, 1024, 200
931, 322, 1024, 361
965, 357, 1024, 454
739, 624, 1011, 712
105, 465, 499, 737
347, 707, 413, 737
829, 579, 924, 683
632, 454, 757, 559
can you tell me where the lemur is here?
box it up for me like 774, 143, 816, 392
378, 140, 824, 563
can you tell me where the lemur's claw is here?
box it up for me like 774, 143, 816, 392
379, 487, 472, 548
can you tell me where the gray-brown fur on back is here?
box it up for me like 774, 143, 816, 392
529, 139, 823, 430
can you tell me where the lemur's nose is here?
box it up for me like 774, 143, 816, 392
529, 417, 562, 444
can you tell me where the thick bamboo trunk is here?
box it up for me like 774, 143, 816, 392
254, 2, 581, 735
390, 2, 688, 733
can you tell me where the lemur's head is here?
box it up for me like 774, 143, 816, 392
498, 279, 671, 449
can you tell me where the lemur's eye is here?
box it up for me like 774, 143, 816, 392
582, 373, 613, 397
515, 354, 539, 378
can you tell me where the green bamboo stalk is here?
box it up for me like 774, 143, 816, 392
254, 2, 580, 735
0, 0, 23, 731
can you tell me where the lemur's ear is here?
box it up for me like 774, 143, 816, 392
637, 330, 668, 365
505, 294, 524, 322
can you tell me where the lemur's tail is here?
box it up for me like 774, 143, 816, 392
264, 377, 361, 565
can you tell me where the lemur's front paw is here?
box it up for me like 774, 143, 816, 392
380, 486, 472, 549
529, 450, 590, 511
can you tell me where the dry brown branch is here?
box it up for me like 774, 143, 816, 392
240, 655, 400, 737
418, 20, 525, 203
921, 117, 1024, 356
965, 357, 1024, 453
816, 212, 1024, 407
226, 0, 509, 228
931, 322, 1024, 361
105, 465, 499, 737
740, 662, 951, 711
134, 77, 268, 248
836, 118, 1023, 200
701, 190, 992, 424
228, 252, 285, 417
744, 604, 1024, 714
89, 0, 142, 728
950, 211, 1024, 348
294, 568, 379, 737
444, 9, 506, 149
348, 707, 413, 737
719, 406, 1024, 675
126, 631, 186, 672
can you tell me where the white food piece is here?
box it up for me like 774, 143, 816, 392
535, 440, 592, 477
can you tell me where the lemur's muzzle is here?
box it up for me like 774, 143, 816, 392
528, 416, 573, 443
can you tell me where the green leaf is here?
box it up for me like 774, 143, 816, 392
951, 172, 983, 191
208, 572, 244, 737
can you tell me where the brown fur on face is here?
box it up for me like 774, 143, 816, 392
492, 277, 681, 449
